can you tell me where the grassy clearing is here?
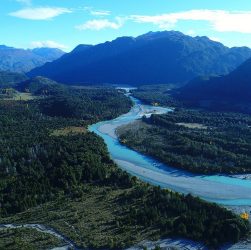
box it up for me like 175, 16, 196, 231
2, 92, 36, 101
51, 126, 87, 136
0, 227, 64, 250
176, 122, 208, 129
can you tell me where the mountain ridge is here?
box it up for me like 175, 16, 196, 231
28, 31, 251, 86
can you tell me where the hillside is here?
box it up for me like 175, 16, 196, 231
176, 57, 251, 114
28, 31, 251, 85
0, 71, 27, 88
16, 76, 63, 95
0, 45, 65, 73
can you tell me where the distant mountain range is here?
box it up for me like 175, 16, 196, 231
0, 45, 65, 73
176, 57, 251, 114
28, 31, 251, 85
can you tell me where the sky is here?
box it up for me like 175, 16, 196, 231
2, 0, 251, 52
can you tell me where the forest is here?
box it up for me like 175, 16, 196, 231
131, 85, 181, 107
0, 87, 133, 216
40, 87, 132, 121
121, 185, 249, 247
117, 109, 251, 174
0, 84, 249, 248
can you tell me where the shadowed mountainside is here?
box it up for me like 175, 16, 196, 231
176, 57, 251, 114
28, 31, 251, 86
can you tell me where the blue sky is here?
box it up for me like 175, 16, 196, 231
2, 0, 251, 51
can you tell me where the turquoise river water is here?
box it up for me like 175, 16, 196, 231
89, 95, 251, 206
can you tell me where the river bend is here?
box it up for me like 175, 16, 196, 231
89, 95, 251, 206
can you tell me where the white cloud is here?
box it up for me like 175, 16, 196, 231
76, 18, 124, 31
186, 30, 196, 36
209, 37, 221, 42
130, 10, 251, 33
83, 6, 111, 17
30, 40, 68, 50
9, 7, 72, 20
90, 10, 111, 16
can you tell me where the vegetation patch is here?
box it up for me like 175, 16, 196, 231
51, 126, 87, 136
0, 227, 64, 250
3, 92, 36, 101
0, 88, 37, 101
176, 123, 208, 129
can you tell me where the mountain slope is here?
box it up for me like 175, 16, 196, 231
0, 71, 28, 88
0, 46, 65, 73
176, 57, 251, 114
28, 31, 251, 85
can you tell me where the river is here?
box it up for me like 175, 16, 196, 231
89, 94, 251, 206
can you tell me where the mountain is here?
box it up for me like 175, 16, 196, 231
0, 46, 65, 73
0, 71, 28, 88
176, 57, 251, 114
28, 31, 251, 85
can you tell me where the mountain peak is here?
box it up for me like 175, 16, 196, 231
71, 44, 93, 54
137, 30, 185, 39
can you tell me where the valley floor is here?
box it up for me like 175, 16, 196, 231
0, 86, 249, 249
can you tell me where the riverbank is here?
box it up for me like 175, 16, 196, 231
127, 237, 251, 250
230, 174, 251, 180
0, 224, 74, 250
127, 238, 206, 250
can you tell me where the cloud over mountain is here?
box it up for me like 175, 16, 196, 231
130, 10, 251, 33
